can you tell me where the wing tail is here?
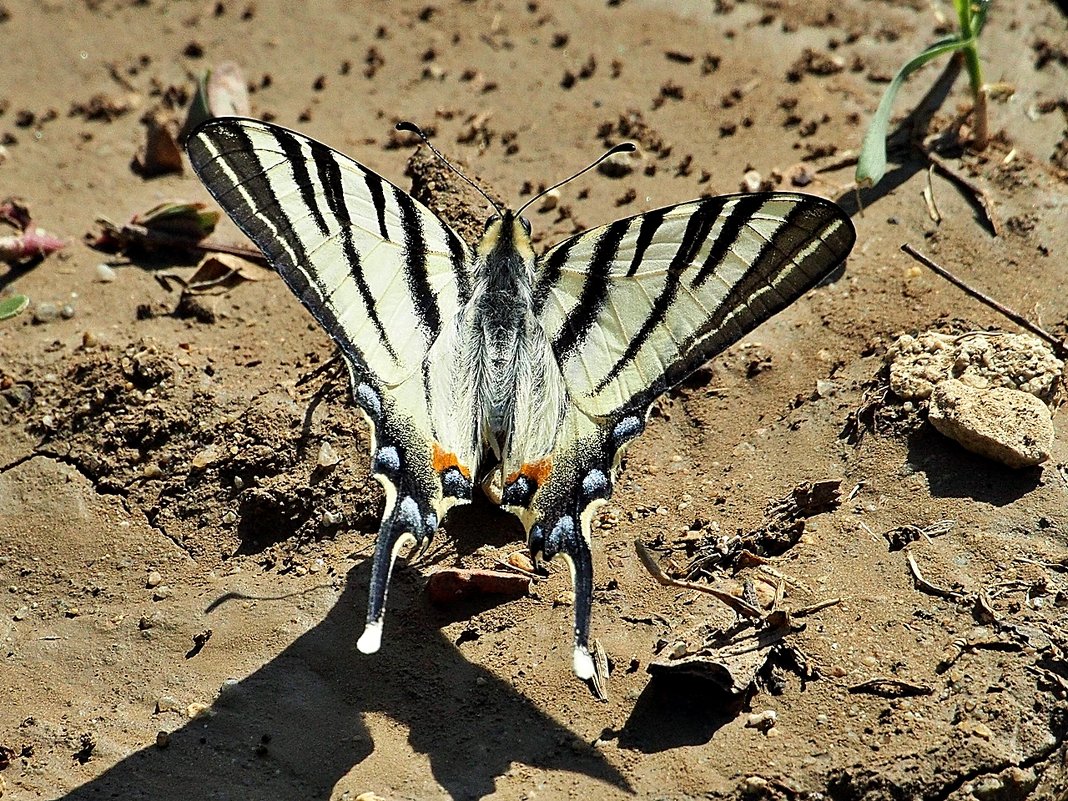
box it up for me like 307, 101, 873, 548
357, 495, 436, 654
518, 410, 620, 680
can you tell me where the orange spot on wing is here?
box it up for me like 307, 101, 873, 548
505, 457, 554, 488
432, 442, 471, 480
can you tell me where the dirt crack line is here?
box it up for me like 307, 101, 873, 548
929, 724, 1068, 801
28, 448, 195, 559
0, 452, 36, 474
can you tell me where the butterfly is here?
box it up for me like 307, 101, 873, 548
186, 117, 855, 681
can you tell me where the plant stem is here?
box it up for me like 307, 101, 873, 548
955, 0, 988, 149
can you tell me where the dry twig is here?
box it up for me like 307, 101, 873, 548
901, 244, 1068, 358
923, 149, 1002, 236
906, 551, 967, 602
635, 539, 763, 619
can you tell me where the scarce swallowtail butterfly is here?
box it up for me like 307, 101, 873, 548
187, 117, 855, 682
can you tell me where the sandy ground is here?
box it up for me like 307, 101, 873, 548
2, 1, 1068, 799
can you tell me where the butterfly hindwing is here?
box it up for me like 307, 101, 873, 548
187, 118, 477, 651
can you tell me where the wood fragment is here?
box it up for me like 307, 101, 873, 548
792, 597, 842, 618
848, 678, 934, 697
923, 149, 1001, 236
590, 639, 610, 701
906, 551, 966, 602
922, 166, 942, 224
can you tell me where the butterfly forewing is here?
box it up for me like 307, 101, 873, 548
188, 117, 481, 658
535, 193, 855, 418
187, 117, 472, 387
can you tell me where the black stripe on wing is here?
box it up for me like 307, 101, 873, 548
690, 194, 767, 287
591, 195, 729, 393
532, 238, 575, 315
625, 207, 668, 277
395, 187, 441, 338
551, 217, 630, 359
672, 199, 854, 372
311, 139, 401, 361
363, 171, 391, 241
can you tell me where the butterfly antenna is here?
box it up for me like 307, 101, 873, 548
396, 121, 504, 216
516, 142, 637, 217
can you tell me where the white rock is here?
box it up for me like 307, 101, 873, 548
888, 331, 1063, 402
745, 710, 778, 730
928, 379, 1054, 468
96, 263, 118, 282
317, 441, 340, 468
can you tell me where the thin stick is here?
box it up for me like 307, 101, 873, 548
923, 166, 942, 224
635, 539, 763, 619
792, 597, 842, 617
924, 150, 1002, 236
119, 222, 268, 264
295, 352, 344, 387
901, 244, 1067, 357
906, 551, 966, 602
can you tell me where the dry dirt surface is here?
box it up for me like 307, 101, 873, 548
2, 1, 1068, 800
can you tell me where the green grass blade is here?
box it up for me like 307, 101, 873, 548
856, 36, 972, 187
0, 294, 30, 321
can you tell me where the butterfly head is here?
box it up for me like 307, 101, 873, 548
477, 209, 535, 262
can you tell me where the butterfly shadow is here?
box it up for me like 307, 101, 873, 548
57, 560, 631, 801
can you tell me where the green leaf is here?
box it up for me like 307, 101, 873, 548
856, 36, 974, 187
133, 201, 220, 240
0, 294, 30, 321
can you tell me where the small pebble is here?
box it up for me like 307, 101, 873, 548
743, 776, 768, 794
155, 730, 170, 749
60, 304, 75, 319
96, 263, 117, 282
142, 463, 164, 480
741, 170, 763, 193
538, 188, 560, 212
155, 695, 181, 713
146, 570, 162, 589
233, 476, 245, 490
32, 303, 58, 323
152, 586, 172, 601
13, 605, 29, 621
745, 710, 778, 731
507, 551, 534, 572
186, 702, 212, 720
815, 378, 836, 398
317, 441, 340, 468
222, 510, 238, 525
190, 446, 220, 470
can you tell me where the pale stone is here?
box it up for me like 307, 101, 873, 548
928, 379, 1054, 468
888, 331, 1063, 402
